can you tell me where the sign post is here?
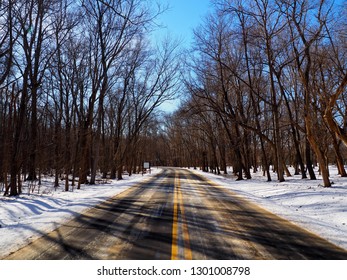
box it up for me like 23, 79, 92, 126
143, 162, 150, 175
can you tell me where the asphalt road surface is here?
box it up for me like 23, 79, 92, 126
4, 168, 347, 260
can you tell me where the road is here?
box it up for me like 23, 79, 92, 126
4, 168, 347, 260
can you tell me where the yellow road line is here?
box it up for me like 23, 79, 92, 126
171, 173, 179, 260
177, 175, 192, 260
171, 171, 192, 260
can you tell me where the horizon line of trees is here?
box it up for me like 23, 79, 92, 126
0, 0, 180, 196
162, 0, 347, 187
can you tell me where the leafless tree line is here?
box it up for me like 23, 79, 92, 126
164, 0, 347, 187
0, 0, 180, 196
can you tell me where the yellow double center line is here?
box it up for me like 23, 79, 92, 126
171, 171, 192, 260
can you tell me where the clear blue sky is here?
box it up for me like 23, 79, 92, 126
153, 0, 213, 112
153, 0, 212, 47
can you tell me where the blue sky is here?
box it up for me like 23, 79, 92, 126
153, 0, 213, 112
153, 0, 212, 48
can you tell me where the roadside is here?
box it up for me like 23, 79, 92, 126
0, 168, 162, 259
188, 166, 347, 251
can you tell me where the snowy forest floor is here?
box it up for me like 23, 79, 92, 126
0, 166, 346, 259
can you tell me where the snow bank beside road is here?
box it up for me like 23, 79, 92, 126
190, 166, 347, 251
0, 169, 161, 259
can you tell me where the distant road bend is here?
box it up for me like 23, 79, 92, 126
4, 168, 347, 260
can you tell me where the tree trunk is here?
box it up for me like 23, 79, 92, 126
305, 139, 317, 180
27, 87, 38, 181
332, 136, 347, 177
117, 165, 123, 180
78, 123, 90, 188
305, 117, 331, 187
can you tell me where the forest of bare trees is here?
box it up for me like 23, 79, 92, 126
0, 0, 180, 196
2, 0, 347, 197
162, 0, 347, 187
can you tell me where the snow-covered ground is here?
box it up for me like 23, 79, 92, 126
0, 169, 162, 259
0, 166, 346, 259
189, 166, 347, 251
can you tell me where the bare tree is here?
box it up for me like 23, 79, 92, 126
283, 0, 333, 187
0, 0, 14, 86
